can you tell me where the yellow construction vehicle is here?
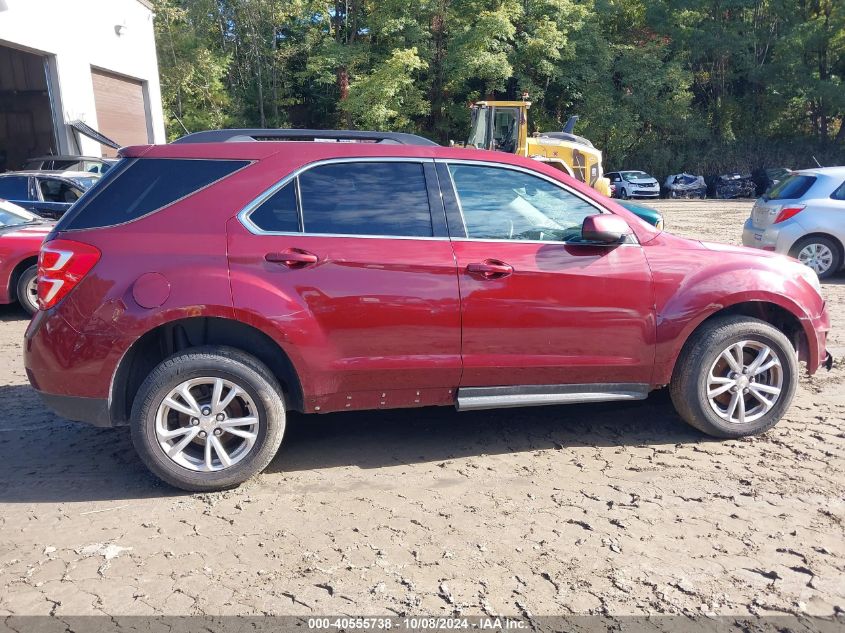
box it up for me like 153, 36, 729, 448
464, 98, 611, 196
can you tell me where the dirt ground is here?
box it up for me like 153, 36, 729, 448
0, 200, 843, 619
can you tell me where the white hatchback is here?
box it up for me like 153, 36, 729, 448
742, 166, 845, 278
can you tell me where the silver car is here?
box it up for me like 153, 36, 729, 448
742, 167, 845, 279
606, 170, 660, 199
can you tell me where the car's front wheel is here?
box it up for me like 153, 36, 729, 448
16, 264, 38, 316
790, 235, 841, 279
130, 346, 286, 491
670, 316, 798, 438
620, 187, 629, 199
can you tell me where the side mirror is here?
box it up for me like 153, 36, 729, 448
581, 214, 632, 244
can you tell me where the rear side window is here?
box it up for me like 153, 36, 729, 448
248, 182, 300, 232
298, 162, 432, 237
767, 175, 816, 200
59, 158, 249, 230
0, 176, 30, 200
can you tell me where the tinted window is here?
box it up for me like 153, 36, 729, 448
0, 176, 30, 200
249, 182, 300, 232
767, 174, 816, 200
830, 180, 845, 201
449, 164, 599, 242
298, 162, 432, 237
59, 158, 249, 230
38, 178, 83, 203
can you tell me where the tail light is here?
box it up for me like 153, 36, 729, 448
773, 205, 805, 224
37, 239, 101, 310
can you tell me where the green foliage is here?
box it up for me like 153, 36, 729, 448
152, 0, 845, 174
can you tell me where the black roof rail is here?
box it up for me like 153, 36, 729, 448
172, 128, 439, 146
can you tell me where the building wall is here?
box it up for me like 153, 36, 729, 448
0, 0, 165, 156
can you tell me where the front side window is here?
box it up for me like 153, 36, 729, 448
467, 107, 490, 149
298, 162, 433, 237
492, 107, 519, 153
38, 178, 83, 203
0, 176, 30, 200
448, 164, 600, 242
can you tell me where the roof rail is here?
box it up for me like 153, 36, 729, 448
172, 129, 439, 146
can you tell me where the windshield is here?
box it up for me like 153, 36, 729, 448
72, 176, 101, 189
621, 171, 649, 181
0, 204, 34, 227
467, 106, 490, 149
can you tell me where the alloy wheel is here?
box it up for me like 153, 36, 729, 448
706, 341, 783, 424
155, 377, 260, 471
797, 242, 834, 275
24, 275, 38, 312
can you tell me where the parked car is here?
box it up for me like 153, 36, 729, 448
606, 171, 660, 199
663, 173, 706, 199
710, 172, 756, 199
615, 199, 664, 229
742, 167, 845, 279
22, 155, 117, 175
752, 167, 792, 197
0, 171, 99, 219
25, 129, 831, 491
0, 200, 53, 315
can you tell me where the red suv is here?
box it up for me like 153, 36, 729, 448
24, 130, 831, 491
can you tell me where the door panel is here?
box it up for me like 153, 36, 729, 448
441, 160, 655, 387
228, 230, 462, 395
454, 241, 654, 385
227, 159, 461, 404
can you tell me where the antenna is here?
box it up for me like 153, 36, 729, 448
812, 156, 823, 168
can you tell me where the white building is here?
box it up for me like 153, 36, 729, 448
0, 0, 166, 170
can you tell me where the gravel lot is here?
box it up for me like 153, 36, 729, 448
0, 199, 843, 619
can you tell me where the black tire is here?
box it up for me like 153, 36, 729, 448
669, 316, 798, 438
130, 346, 286, 492
620, 187, 629, 200
789, 235, 842, 280
15, 264, 38, 316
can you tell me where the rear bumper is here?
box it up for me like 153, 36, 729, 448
741, 218, 805, 253
24, 308, 128, 427
37, 392, 112, 427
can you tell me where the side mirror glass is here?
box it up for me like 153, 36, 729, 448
581, 214, 632, 244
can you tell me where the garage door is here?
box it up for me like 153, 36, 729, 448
0, 45, 57, 170
91, 68, 150, 156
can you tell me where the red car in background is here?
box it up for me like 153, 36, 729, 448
0, 200, 52, 315
23, 129, 831, 491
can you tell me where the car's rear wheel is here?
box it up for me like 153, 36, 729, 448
670, 316, 797, 438
16, 264, 38, 316
130, 346, 286, 491
790, 236, 841, 279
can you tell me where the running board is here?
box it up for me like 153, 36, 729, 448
455, 383, 650, 411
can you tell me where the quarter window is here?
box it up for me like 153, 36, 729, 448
249, 182, 300, 232
58, 158, 249, 230
298, 162, 432, 237
448, 164, 600, 242
831, 180, 845, 201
